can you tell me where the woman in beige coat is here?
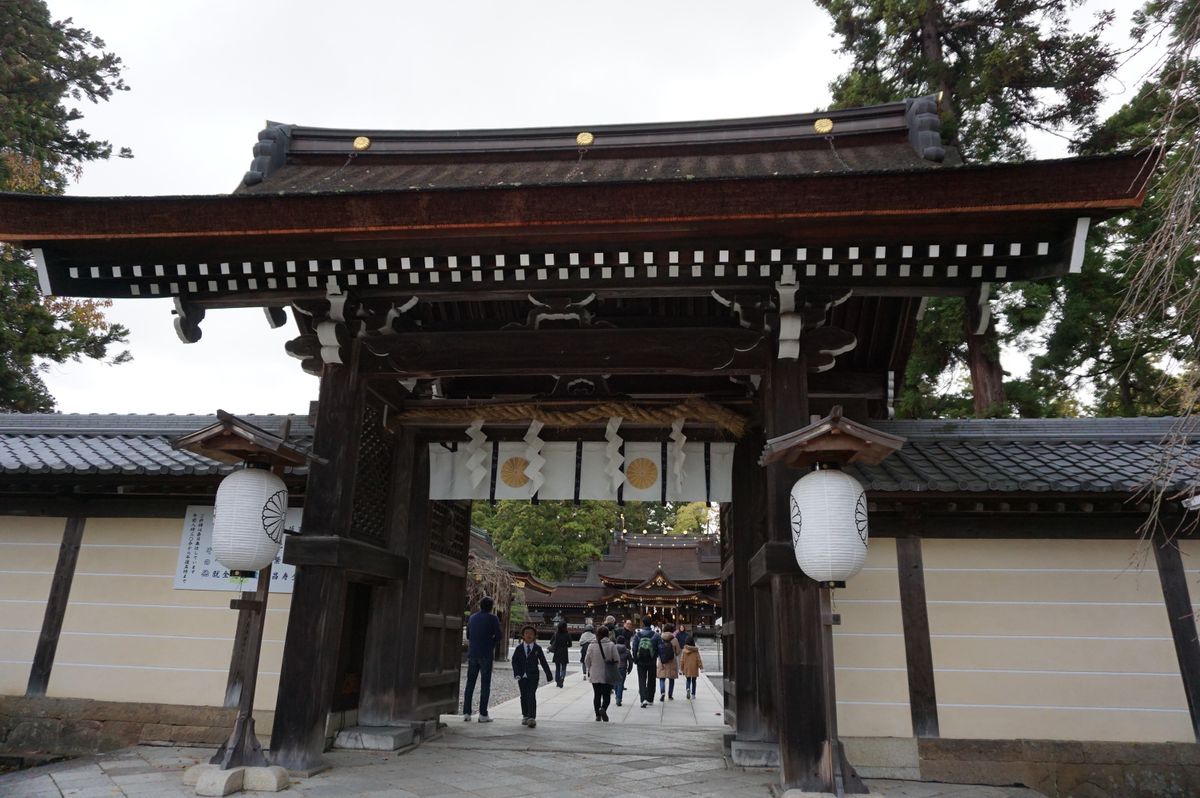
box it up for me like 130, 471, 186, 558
584, 626, 620, 721
679, 638, 704, 700
655, 625, 681, 701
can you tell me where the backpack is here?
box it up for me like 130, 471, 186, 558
658, 639, 675, 664
636, 633, 655, 663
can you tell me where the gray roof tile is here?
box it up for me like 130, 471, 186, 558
0, 413, 1195, 495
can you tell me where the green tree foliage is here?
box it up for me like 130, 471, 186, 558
817, 0, 1120, 417
819, 0, 1116, 161
999, 0, 1200, 418
472, 500, 706, 582
1, 1, 132, 411
671, 502, 711, 535
508, 587, 527, 625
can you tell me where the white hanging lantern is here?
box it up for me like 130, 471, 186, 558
212, 466, 288, 574
789, 467, 868, 583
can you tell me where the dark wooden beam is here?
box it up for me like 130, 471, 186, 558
270, 362, 361, 775
748, 541, 803, 587
871, 513, 1148, 539
363, 327, 767, 377
26, 516, 85, 697
224, 590, 256, 708
1154, 540, 1200, 742
283, 535, 408, 581
895, 535, 940, 738
3, 152, 1147, 252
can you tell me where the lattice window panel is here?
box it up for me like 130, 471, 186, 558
350, 401, 395, 542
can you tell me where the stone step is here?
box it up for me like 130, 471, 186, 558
333, 725, 416, 751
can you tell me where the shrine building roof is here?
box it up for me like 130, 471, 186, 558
234, 98, 950, 195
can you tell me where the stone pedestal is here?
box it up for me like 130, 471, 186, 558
730, 739, 781, 767
333, 725, 415, 751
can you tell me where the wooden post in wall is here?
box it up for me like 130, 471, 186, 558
1154, 535, 1200, 742
26, 516, 86, 697
896, 530, 940, 738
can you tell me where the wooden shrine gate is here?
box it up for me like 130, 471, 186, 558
0, 96, 1150, 791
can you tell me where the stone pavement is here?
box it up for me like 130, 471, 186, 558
1, 651, 1042, 798
0, 719, 1048, 798
484, 654, 726, 726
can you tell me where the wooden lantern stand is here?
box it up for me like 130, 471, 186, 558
172, 412, 310, 773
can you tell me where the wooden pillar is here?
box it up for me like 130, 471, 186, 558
26, 516, 85, 697
270, 362, 361, 774
358, 427, 421, 725
725, 432, 774, 743
1155, 538, 1200, 742
896, 533, 940, 737
763, 354, 866, 793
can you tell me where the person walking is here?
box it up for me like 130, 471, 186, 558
621, 619, 636, 650
656, 623, 681, 702
613, 633, 633, 706
512, 624, 552, 728
631, 617, 660, 708
462, 596, 502, 723
549, 621, 571, 688
578, 624, 596, 680
675, 623, 690, 649
584, 626, 620, 722
679, 635, 704, 699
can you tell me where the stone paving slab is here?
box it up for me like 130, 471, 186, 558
0, 716, 1045, 798
483, 652, 726, 728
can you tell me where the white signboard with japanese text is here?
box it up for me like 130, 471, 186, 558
173, 505, 301, 593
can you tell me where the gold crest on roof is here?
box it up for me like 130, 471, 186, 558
576, 131, 595, 146
352, 136, 372, 151
813, 118, 834, 134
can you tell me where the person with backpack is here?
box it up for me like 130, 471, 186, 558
549, 620, 572, 688
656, 622, 681, 702
631, 617, 660, 708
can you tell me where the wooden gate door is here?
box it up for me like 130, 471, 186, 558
414, 500, 473, 718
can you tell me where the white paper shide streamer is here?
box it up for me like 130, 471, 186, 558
465, 420, 489, 488
523, 419, 546, 497
669, 418, 687, 496
789, 468, 869, 582
604, 416, 624, 492
211, 467, 287, 573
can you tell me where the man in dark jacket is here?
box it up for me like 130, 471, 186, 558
630, 617, 661, 708
512, 624, 553, 727
463, 596, 503, 722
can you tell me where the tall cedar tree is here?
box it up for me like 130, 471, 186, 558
1002, 0, 1197, 418
818, 0, 1116, 416
1, 0, 132, 411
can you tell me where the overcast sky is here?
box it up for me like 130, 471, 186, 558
38, 0, 1157, 415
